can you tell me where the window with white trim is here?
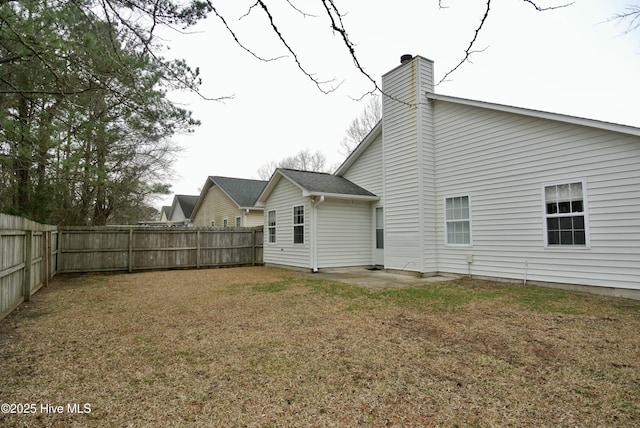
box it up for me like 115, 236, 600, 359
210, 221, 215, 227
267, 210, 276, 243
293, 205, 304, 244
445, 196, 471, 245
235, 216, 242, 227
223, 218, 228, 228
544, 181, 587, 246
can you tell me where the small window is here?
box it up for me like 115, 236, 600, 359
544, 181, 588, 246
223, 218, 228, 228
210, 221, 215, 227
445, 196, 471, 245
235, 216, 242, 227
267, 210, 276, 243
375, 207, 384, 249
293, 205, 304, 244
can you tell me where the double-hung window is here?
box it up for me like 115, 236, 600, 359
267, 210, 276, 243
235, 216, 242, 227
445, 196, 471, 245
293, 205, 304, 244
544, 181, 588, 247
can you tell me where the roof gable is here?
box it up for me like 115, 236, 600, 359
210, 176, 268, 208
427, 93, 640, 137
175, 195, 198, 218
257, 168, 378, 204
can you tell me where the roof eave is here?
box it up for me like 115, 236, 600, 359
427, 92, 640, 137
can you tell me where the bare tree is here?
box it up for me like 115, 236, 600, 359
610, 4, 640, 35
339, 94, 381, 157
257, 149, 330, 180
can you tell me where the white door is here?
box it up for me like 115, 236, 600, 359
375, 207, 384, 266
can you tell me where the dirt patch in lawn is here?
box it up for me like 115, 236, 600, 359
1, 266, 639, 427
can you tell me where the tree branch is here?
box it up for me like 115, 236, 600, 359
438, 0, 574, 85
255, 0, 339, 94
437, 0, 492, 85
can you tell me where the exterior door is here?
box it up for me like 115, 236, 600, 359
375, 207, 384, 266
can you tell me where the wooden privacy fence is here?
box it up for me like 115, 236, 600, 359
1, 216, 264, 321
0, 214, 58, 321
57, 226, 264, 273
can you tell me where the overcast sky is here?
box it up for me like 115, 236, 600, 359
157, 0, 640, 208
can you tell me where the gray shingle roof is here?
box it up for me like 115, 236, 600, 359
175, 195, 199, 218
210, 176, 268, 208
278, 169, 377, 197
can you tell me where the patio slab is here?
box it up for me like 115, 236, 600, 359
307, 267, 459, 289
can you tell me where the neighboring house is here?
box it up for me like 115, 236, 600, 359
168, 194, 199, 226
191, 176, 268, 228
159, 206, 171, 222
257, 55, 640, 294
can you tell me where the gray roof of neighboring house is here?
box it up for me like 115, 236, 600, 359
210, 176, 268, 208
175, 194, 199, 218
277, 168, 377, 197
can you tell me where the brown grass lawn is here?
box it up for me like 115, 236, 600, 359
1, 267, 639, 427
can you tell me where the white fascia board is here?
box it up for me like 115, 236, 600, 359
427, 93, 640, 137
301, 191, 380, 201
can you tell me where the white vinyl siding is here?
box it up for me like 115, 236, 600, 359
316, 199, 372, 268
342, 133, 384, 197
263, 179, 309, 268
433, 100, 640, 289
382, 56, 435, 273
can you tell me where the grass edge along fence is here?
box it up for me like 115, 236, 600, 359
1, 215, 264, 322
1, 213, 58, 322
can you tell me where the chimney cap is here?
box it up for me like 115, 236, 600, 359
400, 54, 413, 64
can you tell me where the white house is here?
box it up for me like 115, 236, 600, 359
167, 194, 199, 226
257, 55, 640, 295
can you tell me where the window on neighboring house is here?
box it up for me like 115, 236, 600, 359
445, 196, 471, 245
544, 181, 587, 246
210, 221, 215, 227
293, 205, 304, 244
268, 210, 276, 243
235, 216, 242, 227
223, 218, 228, 228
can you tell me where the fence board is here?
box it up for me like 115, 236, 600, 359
1, 214, 57, 321
1, 214, 263, 321
58, 226, 264, 273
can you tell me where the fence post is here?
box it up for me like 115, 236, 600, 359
23, 230, 33, 302
196, 230, 201, 269
251, 228, 256, 266
42, 230, 49, 288
128, 228, 133, 273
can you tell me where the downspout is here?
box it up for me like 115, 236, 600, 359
311, 195, 325, 272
